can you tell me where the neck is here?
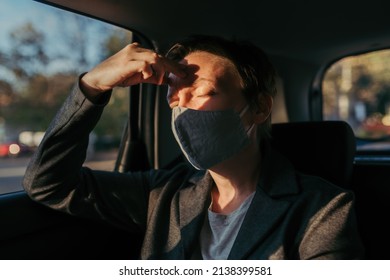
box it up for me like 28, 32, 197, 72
208, 140, 261, 214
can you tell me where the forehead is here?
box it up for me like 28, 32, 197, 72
181, 51, 241, 83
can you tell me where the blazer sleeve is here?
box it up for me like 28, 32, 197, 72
23, 79, 154, 233
299, 190, 365, 259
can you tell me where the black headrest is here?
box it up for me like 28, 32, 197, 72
270, 121, 356, 189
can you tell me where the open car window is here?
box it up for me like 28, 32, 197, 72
0, 0, 132, 195
322, 49, 390, 154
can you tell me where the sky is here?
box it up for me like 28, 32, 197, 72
0, 0, 133, 140
0, 0, 130, 76
0, 0, 57, 50
0, 0, 76, 80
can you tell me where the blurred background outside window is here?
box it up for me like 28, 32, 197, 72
0, 0, 132, 194
323, 49, 390, 153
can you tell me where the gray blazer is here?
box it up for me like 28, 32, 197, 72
23, 83, 364, 259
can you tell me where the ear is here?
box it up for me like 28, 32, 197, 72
253, 95, 273, 124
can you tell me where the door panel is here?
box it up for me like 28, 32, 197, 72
0, 192, 142, 259
352, 163, 390, 260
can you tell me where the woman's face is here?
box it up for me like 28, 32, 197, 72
166, 51, 247, 113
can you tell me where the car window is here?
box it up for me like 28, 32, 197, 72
322, 49, 390, 153
0, 0, 132, 195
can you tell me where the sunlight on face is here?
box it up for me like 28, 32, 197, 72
167, 51, 245, 111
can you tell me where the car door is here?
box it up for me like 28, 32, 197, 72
0, 1, 147, 259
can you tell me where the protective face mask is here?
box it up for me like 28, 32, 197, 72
171, 106, 251, 170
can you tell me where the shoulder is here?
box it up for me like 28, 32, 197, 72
260, 145, 355, 217
261, 144, 353, 203
294, 172, 354, 208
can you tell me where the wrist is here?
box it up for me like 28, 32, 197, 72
79, 73, 109, 104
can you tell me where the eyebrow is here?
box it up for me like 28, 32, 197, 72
196, 77, 215, 83
193, 77, 220, 93
194, 77, 220, 88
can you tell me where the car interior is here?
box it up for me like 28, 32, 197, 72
1, 0, 390, 260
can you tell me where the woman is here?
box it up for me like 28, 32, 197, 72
24, 35, 364, 259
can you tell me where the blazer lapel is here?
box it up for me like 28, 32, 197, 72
228, 189, 290, 259
228, 146, 299, 259
178, 172, 213, 258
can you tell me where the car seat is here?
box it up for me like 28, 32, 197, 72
270, 121, 356, 189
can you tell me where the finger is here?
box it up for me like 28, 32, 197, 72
120, 72, 143, 87
121, 61, 161, 86
161, 57, 187, 78
130, 48, 187, 79
119, 45, 186, 86
149, 65, 166, 85
127, 43, 187, 76
141, 64, 154, 80
127, 44, 161, 62
113, 60, 153, 87
142, 64, 166, 85
126, 50, 167, 83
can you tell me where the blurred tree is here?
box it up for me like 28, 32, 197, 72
0, 17, 132, 148
0, 80, 14, 107
323, 49, 390, 138
101, 28, 133, 58
0, 22, 76, 132
8, 22, 48, 78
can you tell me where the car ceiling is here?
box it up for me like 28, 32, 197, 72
39, 0, 390, 66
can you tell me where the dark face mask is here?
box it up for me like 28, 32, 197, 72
171, 106, 251, 170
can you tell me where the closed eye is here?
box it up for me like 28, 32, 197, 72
197, 90, 217, 98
